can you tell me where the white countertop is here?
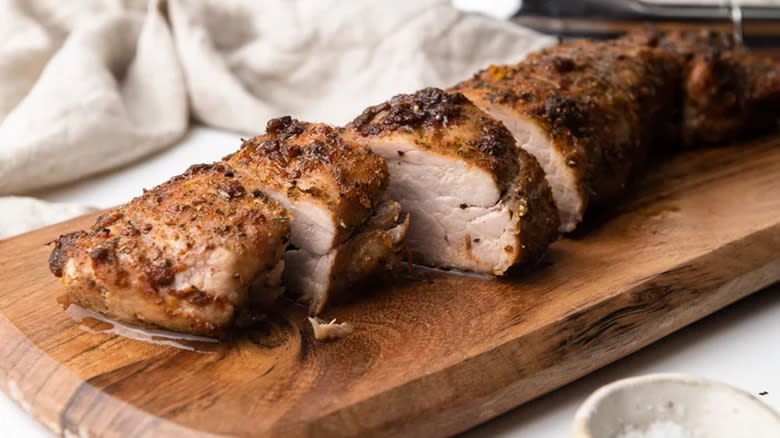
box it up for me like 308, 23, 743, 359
4, 126, 779, 437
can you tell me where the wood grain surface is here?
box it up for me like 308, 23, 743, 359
0, 137, 779, 437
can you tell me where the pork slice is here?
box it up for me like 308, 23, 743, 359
454, 38, 681, 231
49, 163, 290, 336
453, 89, 584, 232
226, 117, 389, 256
346, 88, 559, 274
285, 200, 409, 314
225, 117, 407, 312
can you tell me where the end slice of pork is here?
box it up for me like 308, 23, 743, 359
225, 117, 408, 313
49, 163, 291, 336
345, 88, 559, 275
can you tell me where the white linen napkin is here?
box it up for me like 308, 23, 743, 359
0, 0, 552, 238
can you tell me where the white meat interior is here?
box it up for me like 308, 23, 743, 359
475, 106, 582, 232
261, 187, 337, 256
368, 140, 520, 274
283, 201, 408, 313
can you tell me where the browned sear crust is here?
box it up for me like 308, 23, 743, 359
226, 117, 389, 245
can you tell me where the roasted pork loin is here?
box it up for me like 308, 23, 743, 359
225, 117, 409, 313
48, 29, 777, 337
453, 37, 681, 231
345, 88, 558, 274
49, 163, 290, 336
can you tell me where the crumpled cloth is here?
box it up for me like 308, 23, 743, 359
0, 0, 551, 238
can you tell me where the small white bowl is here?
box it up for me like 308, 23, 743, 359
572, 373, 780, 438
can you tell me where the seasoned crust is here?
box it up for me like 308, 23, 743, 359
347, 87, 520, 194
226, 117, 389, 237
511, 148, 560, 264
50, 163, 290, 336
49, 231, 85, 278
350, 87, 469, 135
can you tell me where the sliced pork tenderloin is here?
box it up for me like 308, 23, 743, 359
453, 37, 681, 231
345, 88, 559, 275
225, 117, 408, 314
49, 163, 291, 336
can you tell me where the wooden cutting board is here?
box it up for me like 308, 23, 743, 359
1, 137, 778, 437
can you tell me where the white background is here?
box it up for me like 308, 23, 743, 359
2, 126, 778, 436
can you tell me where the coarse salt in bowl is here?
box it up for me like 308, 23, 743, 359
572, 373, 780, 438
